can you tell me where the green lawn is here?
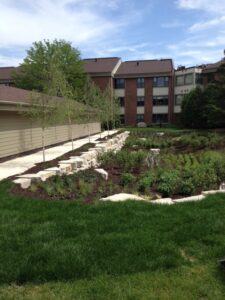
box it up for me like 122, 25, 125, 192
1, 181, 225, 299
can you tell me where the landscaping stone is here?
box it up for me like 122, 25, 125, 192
156, 132, 165, 136
45, 167, 61, 175
151, 198, 174, 205
59, 164, 72, 174
100, 193, 145, 202
202, 190, 225, 196
94, 168, 108, 180
137, 122, 147, 128
13, 178, 31, 189
69, 157, 84, 168
220, 182, 225, 190
37, 170, 57, 181
173, 194, 205, 203
59, 160, 78, 171
17, 173, 42, 182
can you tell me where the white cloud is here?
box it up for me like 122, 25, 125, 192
189, 16, 225, 32
0, 0, 123, 48
177, 0, 225, 14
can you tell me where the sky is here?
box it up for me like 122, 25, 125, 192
0, 0, 225, 67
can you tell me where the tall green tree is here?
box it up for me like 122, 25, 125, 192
181, 87, 207, 129
13, 39, 86, 95
49, 66, 85, 150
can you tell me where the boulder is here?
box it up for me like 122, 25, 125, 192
220, 182, 225, 190
94, 168, 108, 180
100, 193, 145, 202
59, 164, 72, 174
13, 178, 31, 189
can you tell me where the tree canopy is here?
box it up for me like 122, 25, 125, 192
181, 62, 225, 129
13, 39, 86, 95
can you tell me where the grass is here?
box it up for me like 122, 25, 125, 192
1, 180, 225, 298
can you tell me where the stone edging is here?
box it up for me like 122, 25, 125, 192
13, 131, 130, 189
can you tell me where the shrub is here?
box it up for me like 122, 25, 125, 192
138, 172, 155, 193
157, 170, 181, 197
121, 173, 135, 187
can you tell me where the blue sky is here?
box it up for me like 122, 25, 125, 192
0, 0, 225, 67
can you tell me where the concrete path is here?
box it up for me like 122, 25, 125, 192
0, 130, 117, 181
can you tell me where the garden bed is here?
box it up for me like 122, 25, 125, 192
12, 129, 225, 201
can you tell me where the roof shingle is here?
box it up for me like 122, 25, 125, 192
115, 59, 173, 77
0, 67, 17, 81
83, 57, 120, 74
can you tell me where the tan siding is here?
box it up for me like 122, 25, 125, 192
0, 111, 100, 158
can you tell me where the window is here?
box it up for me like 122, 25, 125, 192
137, 97, 145, 106
175, 94, 184, 106
114, 78, 125, 89
185, 73, 193, 85
152, 114, 168, 124
136, 114, 144, 123
176, 75, 184, 86
120, 114, 125, 125
176, 74, 194, 86
196, 73, 203, 85
137, 77, 145, 88
153, 77, 169, 87
153, 96, 168, 106
118, 97, 125, 107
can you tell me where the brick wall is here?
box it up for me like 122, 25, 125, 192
144, 78, 153, 124
125, 78, 137, 126
91, 76, 113, 91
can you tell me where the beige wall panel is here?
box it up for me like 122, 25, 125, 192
0, 111, 100, 158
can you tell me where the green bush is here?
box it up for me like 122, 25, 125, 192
157, 170, 181, 197
121, 173, 135, 187
138, 172, 155, 193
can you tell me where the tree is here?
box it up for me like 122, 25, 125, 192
21, 91, 59, 162
50, 66, 85, 150
13, 39, 86, 96
82, 77, 101, 142
181, 87, 207, 129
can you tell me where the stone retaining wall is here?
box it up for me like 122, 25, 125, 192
14, 131, 130, 189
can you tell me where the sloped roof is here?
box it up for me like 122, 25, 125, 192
83, 57, 121, 74
202, 60, 224, 73
115, 59, 173, 77
0, 85, 30, 104
0, 67, 17, 81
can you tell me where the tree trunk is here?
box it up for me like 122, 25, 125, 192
69, 118, 74, 151
106, 120, 110, 136
41, 128, 46, 162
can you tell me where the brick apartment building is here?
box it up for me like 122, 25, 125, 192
0, 56, 223, 127
83, 57, 174, 126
